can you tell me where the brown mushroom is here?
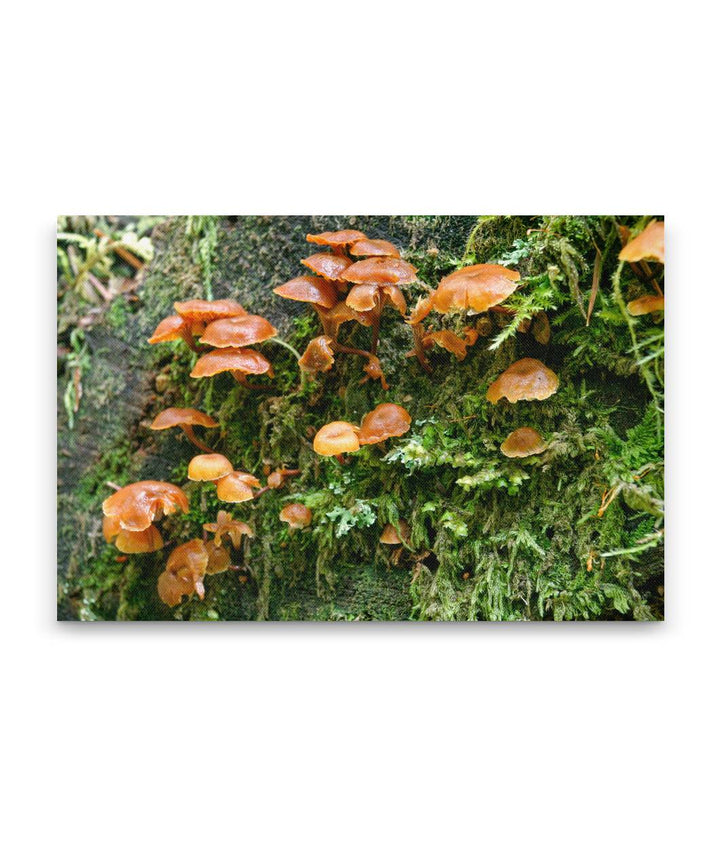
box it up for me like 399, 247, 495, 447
147, 314, 200, 352
149, 407, 219, 454
199, 315, 278, 348
115, 525, 164, 554
379, 520, 411, 545
357, 403, 412, 445
340, 257, 418, 286
279, 503, 313, 529
306, 229, 367, 250
486, 358, 559, 404
349, 238, 401, 258
158, 538, 208, 605
273, 275, 339, 336
203, 510, 254, 548
102, 481, 189, 532
203, 541, 232, 574
619, 220, 664, 264
189, 347, 274, 389
499, 427, 547, 458
422, 329, 470, 361
174, 298, 248, 325
531, 311, 551, 345
216, 471, 261, 502
627, 295, 665, 316
301, 253, 353, 281
298, 335, 335, 374
405, 295, 434, 373
433, 264, 521, 314
188, 453, 233, 482
313, 421, 360, 456
266, 467, 301, 489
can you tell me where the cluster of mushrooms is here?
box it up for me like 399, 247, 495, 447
100, 220, 664, 608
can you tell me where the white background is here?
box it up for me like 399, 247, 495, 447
2, 2, 718, 854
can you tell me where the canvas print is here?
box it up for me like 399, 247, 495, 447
57, 216, 664, 621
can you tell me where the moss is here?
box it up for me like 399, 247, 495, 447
58, 215, 664, 621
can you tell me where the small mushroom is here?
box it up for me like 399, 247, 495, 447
422, 329, 470, 361
619, 219, 664, 264
203, 541, 232, 574
279, 503, 313, 529
531, 311, 551, 345
203, 510, 254, 548
174, 298, 248, 324
147, 314, 200, 352
273, 276, 339, 336
102, 481, 189, 532
405, 296, 434, 373
149, 407, 219, 454
349, 238, 401, 258
189, 347, 275, 389
499, 427, 547, 458
340, 257, 418, 286
379, 520, 411, 545
158, 538, 209, 605
313, 421, 360, 456
266, 468, 302, 489
306, 229, 367, 250
199, 315, 278, 348
357, 403, 412, 445
301, 253, 353, 281
115, 525, 164, 554
216, 471, 261, 502
487, 358, 559, 404
627, 295, 665, 316
188, 453, 233, 482
433, 264, 521, 314
298, 335, 335, 374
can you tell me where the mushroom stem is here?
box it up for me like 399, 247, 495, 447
411, 323, 433, 374
334, 454, 348, 465
180, 325, 202, 353
180, 425, 215, 454
370, 293, 387, 355
252, 486, 272, 499
269, 337, 302, 361
231, 370, 268, 391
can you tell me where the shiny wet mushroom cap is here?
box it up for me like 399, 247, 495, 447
216, 471, 261, 502
433, 264, 521, 313
349, 238, 401, 258
188, 453, 233, 481
340, 256, 418, 286
149, 407, 219, 454
357, 403, 412, 445
379, 520, 411, 545
115, 525, 164, 554
306, 229, 367, 248
273, 275, 338, 309
301, 253, 353, 280
627, 295, 665, 316
499, 427, 547, 458
279, 503, 313, 529
486, 358, 559, 404
313, 421, 360, 456
147, 314, 190, 344
102, 481, 189, 532
199, 315, 278, 348
189, 347, 274, 379
203, 542, 232, 575
159, 538, 209, 604
422, 329, 470, 361
174, 298, 248, 323
619, 220, 665, 264
298, 336, 335, 373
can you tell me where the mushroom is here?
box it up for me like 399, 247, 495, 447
216, 471, 261, 502
433, 263, 521, 314
306, 229, 367, 252
486, 358, 559, 404
298, 335, 336, 374
203, 541, 232, 575
357, 403, 412, 445
313, 421, 360, 456
174, 298, 248, 326
158, 538, 209, 605
102, 481, 189, 532
499, 427, 547, 458
199, 314, 278, 348
627, 295, 665, 316
147, 314, 200, 352
115, 525, 164, 554
349, 238, 401, 258
422, 329, 471, 361
266, 467, 302, 489
279, 503, 313, 529
341, 257, 418, 286
301, 252, 353, 281
619, 219, 665, 264
189, 347, 274, 389
405, 295, 434, 373
273, 275, 339, 337
149, 407, 219, 454
203, 510, 254, 548
531, 311, 551, 345
379, 520, 411, 545
188, 453, 233, 482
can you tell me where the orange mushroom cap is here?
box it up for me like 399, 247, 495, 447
627, 295, 665, 316
157, 571, 195, 608
499, 427, 547, 458
150, 407, 219, 431
159, 538, 209, 604
298, 336, 335, 373
422, 329, 469, 361
407, 296, 434, 325
619, 220, 665, 264
349, 238, 401, 258
486, 358, 559, 404
340, 257, 418, 286
103, 514, 123, 542
174, 299, 248, 323
306, 229, 367, 248
301, 253, 353, 280
346, 283, 407, 315
204, 541, 232, 575
147, 314, 189, 344
313, 421, 360, 456
279, 503, 313, 529
357, 403, 412, 445
199, 314, 278, 348
379, 520, 411, 545
273, 275, 338, 309
115, 525, 164, 554
216, 471, 260, 502
188, 453, 233, 481
203, 510, 253, 548
189, 347, 274, 378
433, 264, 521, 314
102, 481, 189, 532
